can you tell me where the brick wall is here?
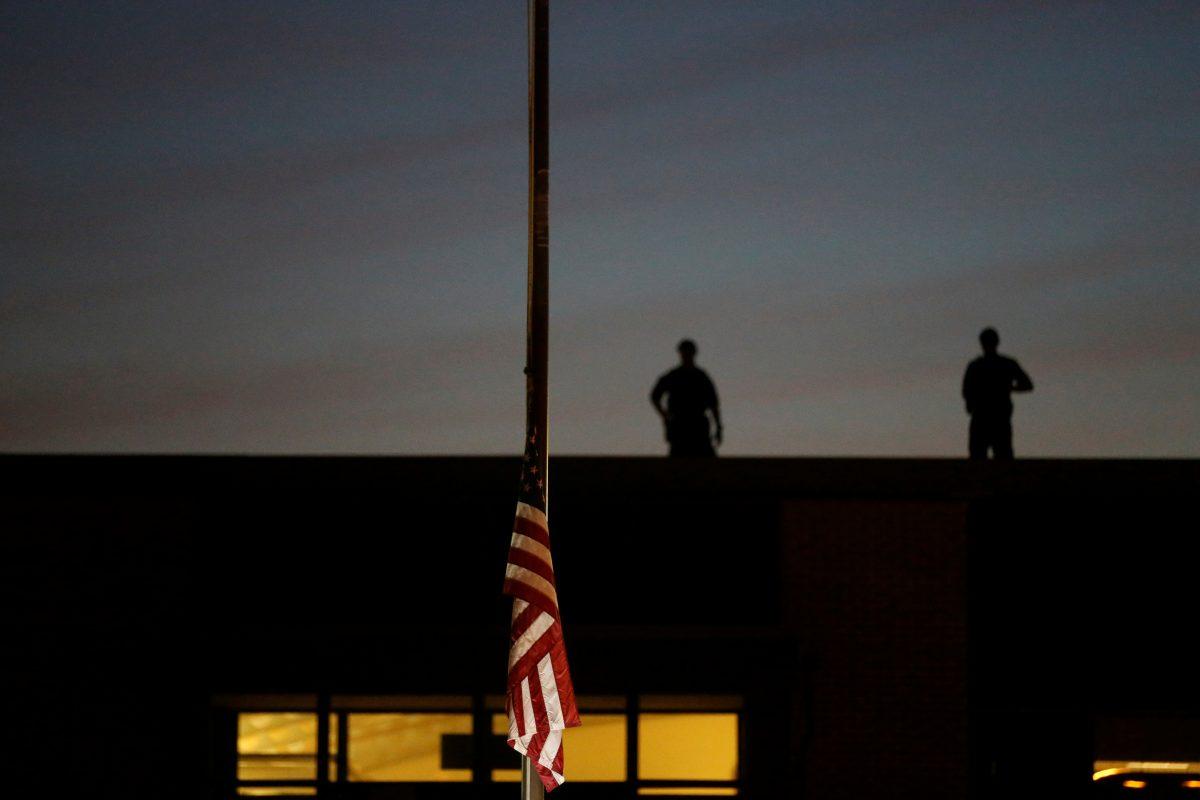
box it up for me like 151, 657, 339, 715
782, 500, 969, 799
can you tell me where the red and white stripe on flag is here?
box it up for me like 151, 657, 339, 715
503, 446, 580, 792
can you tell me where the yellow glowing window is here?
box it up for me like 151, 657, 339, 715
237, 713, 337, 782
638, 713, 738, 781
638, 789, 738, 796
491, 713, 627, 782
1123, 779, 1147, 789
347, 713, 471, 782
237, 790, 316, 797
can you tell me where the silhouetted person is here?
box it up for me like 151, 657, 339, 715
650, 339, 722, 457
962, 327, 1033, 460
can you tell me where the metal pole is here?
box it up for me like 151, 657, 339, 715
523, 1, 549, 799
526, 0, 549, 472
522, 752, 545, 800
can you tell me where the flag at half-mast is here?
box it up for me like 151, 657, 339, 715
503, 430, 580, 791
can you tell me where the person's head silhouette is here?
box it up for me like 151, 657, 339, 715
979, 327, 1000, 355
677, 338, 698, 366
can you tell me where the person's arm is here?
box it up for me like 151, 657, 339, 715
1011, 361, 1033, 393
707, 377, 722, 446
962, 364, 975, 414
650, 379, 668, 420
650, 379, 670, 441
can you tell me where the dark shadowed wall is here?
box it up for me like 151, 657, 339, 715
2, 456, 1196, 798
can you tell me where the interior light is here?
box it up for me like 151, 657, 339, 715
1094, 762, 1197, 781
1183, 780, 1200, 789
1123, 780, 1147, 789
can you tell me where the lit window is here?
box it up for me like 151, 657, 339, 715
568, 714, 628, 781
490, 713, 627, 782
638, 713, 739, 781
226, 694, 741, 794
237, 713, 336, 782
491, 714, 523, 783
346, 713, 472, 782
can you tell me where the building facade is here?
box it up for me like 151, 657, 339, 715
4, 455, 1196, 799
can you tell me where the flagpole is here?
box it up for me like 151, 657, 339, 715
527, 0, 549, 469
522, 1, 549, 799
521, 755, 545, 800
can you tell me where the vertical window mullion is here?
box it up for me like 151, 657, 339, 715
628, 693, 639, 796
471, 695, 490, 783
316, 693, 331, 795
335, 711, 348, 784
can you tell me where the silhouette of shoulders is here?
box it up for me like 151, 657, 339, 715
653, 364, 718, 413
964, 353, 1025, 386
966, 352, 1021, 370
963, 352, 1032, 413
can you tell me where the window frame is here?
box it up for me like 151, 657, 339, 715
217, 693, 743, 798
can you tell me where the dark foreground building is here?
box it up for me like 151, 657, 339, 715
3, 455, 1198, 799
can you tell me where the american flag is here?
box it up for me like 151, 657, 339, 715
503, 431, 580, 791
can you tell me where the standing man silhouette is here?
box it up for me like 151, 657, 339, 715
650, 339, 722, 457
962, 327, 1033, 460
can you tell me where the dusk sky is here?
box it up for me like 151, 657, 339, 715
3, 1, 1198, 456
